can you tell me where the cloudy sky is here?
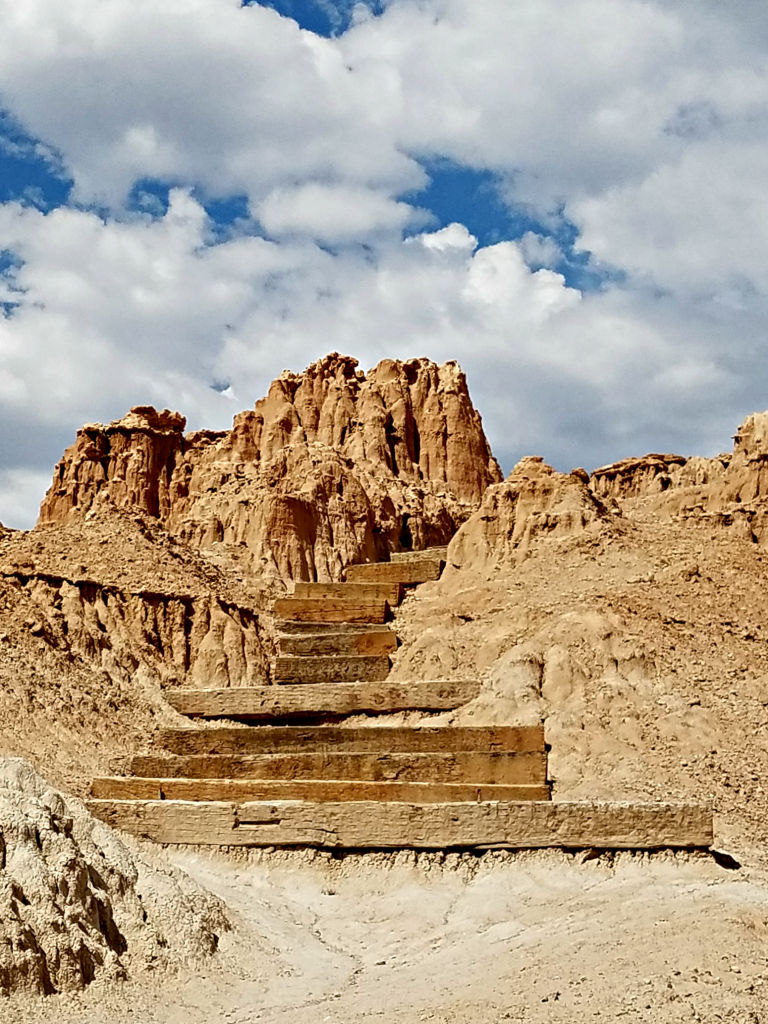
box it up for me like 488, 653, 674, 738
1, 0, 767, 527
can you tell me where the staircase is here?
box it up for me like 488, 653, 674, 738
87, 547, 713, 850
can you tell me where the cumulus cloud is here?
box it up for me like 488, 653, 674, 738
258, 183, 427, 241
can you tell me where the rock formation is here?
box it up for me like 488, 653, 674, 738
38, 355, 501, 582
0, 759, 228, 997
588, 410, 768, 543
446, 457, 617, 574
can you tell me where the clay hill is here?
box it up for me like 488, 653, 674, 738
4, 354, 768, 1018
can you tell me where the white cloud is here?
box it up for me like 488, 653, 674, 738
418, 223, 477, 253
518, 233, 562, 270
258, 183, 425, 241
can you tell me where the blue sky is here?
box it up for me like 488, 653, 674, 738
0, 0, 767, 526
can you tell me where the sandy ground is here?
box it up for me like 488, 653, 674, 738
5, 845, 768, 1024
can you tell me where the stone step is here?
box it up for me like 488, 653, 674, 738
277, 630, 397, 657
90, 778, 551, 803
345, 560, 442, 585
165, 680, 479, 720
390, 546, 449, 563
118, 750, 546, 784
273, 598, 387, 624
276, 621, 392, 635
86, 799, 714, 849
293, 582, 403, 606
158, 725, 546, 756
273, 655, 390, 684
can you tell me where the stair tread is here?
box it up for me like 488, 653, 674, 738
345, 561, 442, 585
277, 630, 397, 656
86, 799, 714, 849
91, 777, 550, 802
273, 598, 388, 624
166, 680, 479, 720
118, 749, 546, 782
158, 724, 546, 755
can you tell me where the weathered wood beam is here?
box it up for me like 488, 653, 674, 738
345, 561, 442, 585
273, 598, 387, 623
86, 799, 713, 850
118, 750, 547, 784
90, 778, 551, 803
157, 725, 546, 756
165, 680, 480, 720
273, 655, 391, 684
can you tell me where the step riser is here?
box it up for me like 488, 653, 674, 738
119, 751, 547, 784
158, 725, 546, 756
275, 622, 392, 635
165, 681, 480, 720
273, 599, 387, 624
91, 779, 551, 802
87, 800, 714, 849
345, 561, 442, 585
293, 583, 402, 606
390, 547, 448, 563
277, 632, 397, 656
273, 656, 391, 684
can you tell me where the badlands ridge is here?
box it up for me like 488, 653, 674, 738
2, 354, 768, 1020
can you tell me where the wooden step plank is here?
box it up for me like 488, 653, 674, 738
86, 800, 713, 849
158, 725, 546, 756
276, 622, 392, 635
273, 598, 387, 624
273, 655, 390, 685
90, 778, 551, 803
120, 750, 546, 784
390, 546, 448, 563
165, 680, 479, 720
345, 561, 442, 585
293, 582, 403, 606
277, 630, 397, 657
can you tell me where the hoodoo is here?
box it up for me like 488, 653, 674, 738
39, 354, 502, 582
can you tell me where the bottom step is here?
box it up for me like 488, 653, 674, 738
87, 800, 713, 850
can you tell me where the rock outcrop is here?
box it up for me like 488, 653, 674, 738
2, 506, 274, 693
447, 457, 616, 575
39, 355, 502, 581
0, 759, 228, 997
589, 411, 768, 543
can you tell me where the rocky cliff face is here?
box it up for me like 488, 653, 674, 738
39, 355, 501, 581
589, 411, 768, 543
446, 457, 617, 575
0, 760, 228, 997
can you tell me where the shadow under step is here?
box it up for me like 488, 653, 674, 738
116, 750, 546, 784
165, 679, 479, 720
91, 778, 551, 803
274, 655, 390, 684
86, 799, 714, 850
158, 725, 546, 756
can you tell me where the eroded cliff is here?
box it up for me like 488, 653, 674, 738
39, 354, 501, 581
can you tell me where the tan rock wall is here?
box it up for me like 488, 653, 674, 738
448, 457, 616, 574
39, 355, 502, 580
6, 572, 271, 689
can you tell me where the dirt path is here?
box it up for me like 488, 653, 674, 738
5, 847, 768, 1024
